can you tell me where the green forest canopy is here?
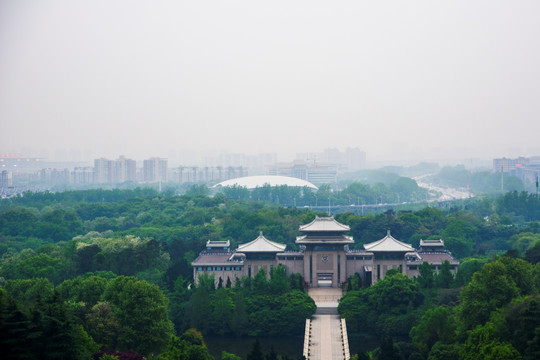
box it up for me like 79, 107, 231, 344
1, 188, 540, 359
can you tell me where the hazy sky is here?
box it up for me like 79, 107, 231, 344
1, 1, 539, 162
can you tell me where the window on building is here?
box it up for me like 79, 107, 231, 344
215, 266, 222, 271
196, 267, 203, 271
234, 266, 241, 271
225, 266, 231, 271
206, 266, 212, 271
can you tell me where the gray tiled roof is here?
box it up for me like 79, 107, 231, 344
192, 252, 243, 265
409, 251, 459, 265
299, 216, 350, 232
363, 231, 414, 252
237, 232, 287, 252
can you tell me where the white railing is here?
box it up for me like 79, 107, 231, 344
303, 318, 312, 359
341, 318, 350, 360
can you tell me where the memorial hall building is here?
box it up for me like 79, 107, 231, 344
192, 216, 459, 288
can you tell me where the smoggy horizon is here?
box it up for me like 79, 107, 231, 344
1, 1, 539, 163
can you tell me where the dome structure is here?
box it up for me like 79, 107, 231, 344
213, 175, 318, 190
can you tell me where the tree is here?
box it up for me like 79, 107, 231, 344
268, 264, 289, 294
222, 351, 241, 360
27, 291, 98, 360
169, 275, 190, 331
525, 243, 540, 264
211, 288, 233, 335
458, 257, 535, 331
375, 337, 400, 360
454, 258, 488, 287
265, 345, 278, 360
57, 275, 108, 307
410, 306, 456, 356
435, 260, 454, 288
247, 339, 264, 360
460, 322, 521, 360
102, 276, 174, 355
4, 278, 54, 311
156, 331, 213, 360
0, 287, 32, 359
490, 295, 540, 359
189, 282, 212, 334
85, 302, 121, 349
253, 267, 268, 294
217, 277, 223, 289
427, 342, 459, 360
230, 292, 248, 337
369, 273, 422, 314
339, 273, 422, 338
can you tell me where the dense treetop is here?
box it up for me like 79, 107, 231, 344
2, 186, 540, 359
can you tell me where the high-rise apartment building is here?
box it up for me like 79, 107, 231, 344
267, 160, 337, 185
494, 156, 540, 186
72, 167, 94, 184
345, 147, 366, 170
94, 158, 114, 183
94, 156, 137, 184
115, 156, 137, 183
0, 170, 12, 188
39, 168, 70, 183
143, 157, 168, 183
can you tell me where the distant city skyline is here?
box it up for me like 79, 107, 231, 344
1, 1, 539, 164
1, 146, 534, 168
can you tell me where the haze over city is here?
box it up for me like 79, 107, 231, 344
1, 1, 540, 163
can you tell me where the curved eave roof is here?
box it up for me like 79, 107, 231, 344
192, 253, 237, 266
296, 234, 354, 244
364, 231, 414, 252
299, 216, 350, 232
237, 233, 287, 252
213, 175, 318, 190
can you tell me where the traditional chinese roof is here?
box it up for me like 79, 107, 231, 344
296, 234, 354, 245
192, 252, 240, 266
363, 231, 414, 252
407, 251, 459, 265
299, 216, 350, 232
206, 240, 230, 249
237, 232, 287, 253
419, 239, 444, 248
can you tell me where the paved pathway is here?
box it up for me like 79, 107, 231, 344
304, 288, 350, 360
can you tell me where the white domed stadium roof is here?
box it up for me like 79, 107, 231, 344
214, 175, 318, 190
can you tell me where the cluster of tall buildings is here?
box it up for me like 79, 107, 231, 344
268, 148, 366, 185
2, 156, 169, 186
1, 147, 367, 190
0, 170, 12, 188
296, 147, 366, 171
268, 161, 339, 184
6, 156, 249, 187
169, 166, 248, 183
75, 156, 167, 184
493, 156, 540, 185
